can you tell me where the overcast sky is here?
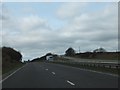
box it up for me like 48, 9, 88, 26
0, 1, 118, 61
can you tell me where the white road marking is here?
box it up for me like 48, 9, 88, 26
45, 69, 48, 70
0, 64, 27, 83
52, 72, 55, 75
66, 80, 75, 86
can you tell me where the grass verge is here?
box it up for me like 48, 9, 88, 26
2, 63, 25, 79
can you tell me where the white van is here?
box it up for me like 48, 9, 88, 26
46, 55, 54, 61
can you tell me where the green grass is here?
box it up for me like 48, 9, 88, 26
2, 63, 24, 77
50, 61, 119, 75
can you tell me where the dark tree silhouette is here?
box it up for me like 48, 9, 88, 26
46, 53, 52, 56
2, 46, 23, 74
65, 47, 75, 56
2, 46, 22, 62
93, 47, 106, 53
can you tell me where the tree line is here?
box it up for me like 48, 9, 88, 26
2, 46, 23, 68
65, 47, 107, 56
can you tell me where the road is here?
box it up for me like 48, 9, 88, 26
2, 62, 118, 88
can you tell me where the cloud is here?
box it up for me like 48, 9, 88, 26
18, 15, 49, 31
56, 2, 87, 19
0, 4, 10, 20
2, 2, 118, 60
57, 2, 118, 50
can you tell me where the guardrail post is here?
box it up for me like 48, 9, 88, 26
103, 65, 105, 68
109, 65, 111, 69
83, 64, 85, 66
116, 66, 118, 69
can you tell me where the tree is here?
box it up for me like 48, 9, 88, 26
93, 47, 106, 53
65, 47, 75, 56
2, 46, 22, 62
46, 53, 52, 56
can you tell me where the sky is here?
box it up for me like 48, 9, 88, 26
0, 1, 118, 61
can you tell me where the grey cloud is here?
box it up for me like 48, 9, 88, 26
2, 2, 118, 60
56, 2, 87, 19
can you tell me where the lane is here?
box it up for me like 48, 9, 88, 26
38, 62, 118, 88
2, 62, 118, 88
2, 62, 74, 88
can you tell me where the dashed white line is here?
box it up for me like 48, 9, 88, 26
52, 72, 55, 75
45, 69, 48, 70
66, 80, 75, 86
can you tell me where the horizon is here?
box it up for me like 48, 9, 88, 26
1, 46, 119, 61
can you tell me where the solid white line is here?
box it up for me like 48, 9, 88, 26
45, 69, 48, 70
52, 72, 55, 75
0, 64, 27, 83
67, 80, 75, 86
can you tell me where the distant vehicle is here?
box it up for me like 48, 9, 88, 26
46, 55, 54, 61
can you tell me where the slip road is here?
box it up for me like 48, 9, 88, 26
2, 62, 118, 88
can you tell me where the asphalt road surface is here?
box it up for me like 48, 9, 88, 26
2, 62, 118, 88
